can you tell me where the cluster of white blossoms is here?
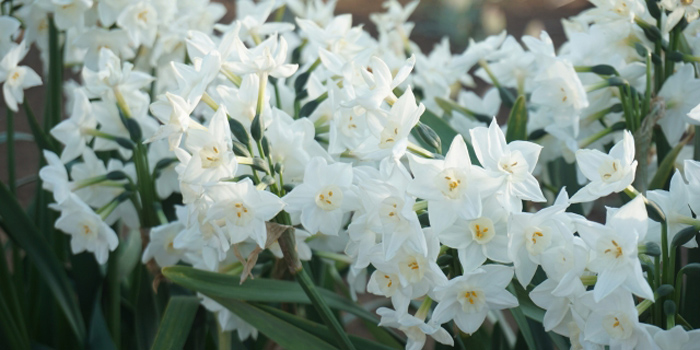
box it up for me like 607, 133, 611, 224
3, 0, 699, 348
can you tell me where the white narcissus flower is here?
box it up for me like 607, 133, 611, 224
658, 64, 700, 144
199, 295, 258, 342
54, 193, 119, 265
647, 170, 697, 250
576, 195, 655, 301
0, 16, 21, 53
50, 88, 96, 162
283, 157, 358, 235
407, 135, 496, 234
178, 106, 238, 185
685, 159, 700, 215
0, 41, 42, 111
82, 47, 154, 103
369, 228, 447, 311
116, 2, 159, 48
529, 278, 585, 336
570, 130, 637, 203
205, 178, 285, 249
431, 265, 518, 335
581, 289, 657, 350
39, 150, 71, 203
350, 55, 416, 110
438, 197, 511, 271
228, 34, 298, 78
376, 307, 454, 350
644, 324, 700, 350
469, 118, 546, 212
661, 0, 700, 31
142, 219, 185, 267
508, 189, 573, 287
50, 0, 93, 30
147, 92, 205, 150
355, 86, 425, 160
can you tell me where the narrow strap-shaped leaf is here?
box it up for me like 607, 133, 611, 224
649, 135, 689, 190
207, 297, 337, 350
420, 109, 479, 162
150, 296, 199, 350
0, 182, 86, 344
162, 266, 378, 323
258, 304, 398, 350
506, 95, 528, 143
0, 284, 29, 350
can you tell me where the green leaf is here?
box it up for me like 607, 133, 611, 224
162, 266, 379, 324
506, 95, 528, 143
150, 296, 199, 350
257, 304, 397, 350
420, 108, 480, 163
0, 284, 29, 350
210, 298, 337, 350
88, 292, 117, 350
0, 181, 86, 345
649, 138, 686, 190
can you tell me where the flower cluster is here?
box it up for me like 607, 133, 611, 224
2, 0, 699, 348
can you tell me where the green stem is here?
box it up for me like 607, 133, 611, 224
47, 16, 63, 130
23, 100, 58, 152
107, 251, 121, 348
217, 321, 231, 350
661, 221, 670, 285
276, 213, 355, 350
7, 108, 15, 195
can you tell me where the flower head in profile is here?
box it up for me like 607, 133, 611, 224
570, 130, 637, 203
0, 41, 42, 111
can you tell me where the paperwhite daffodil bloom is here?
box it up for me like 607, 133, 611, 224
50, 89, 96, 162
74, 27, 135, 71
228, 34, 298, 78
0, 41, 42, 111
228, 0, 294, 42
530, 278, 585, 336
82, 47, 154, 104
508, 189, 573, 286
648, 171, 697, 250
39, 150, 71, 203
540, 236, 589, 297
684, 159, 700, 215
469, 118, 546, 212
661, 0, 700, 30
116, 2, 159, 48
283, 157, 358, 235
142, 214, 185, 267
576, 195, 655, 301
178, 106, 237, 185
0, 16, 20, 53
169, 52, 222, 106
581, 289, 657, 350
353, 87, 424, 160
54, 193, 119, 265
658, 64, 700, 144
370, 228, 447, 310
407, 135, 496, 234
644, 324, 700, 350
200, 295, 258, 341
431, 265, 519, 335
571, 130, 637, 203
349, 55, 416, 110
147, 92, 205, 150
437, 197, 511, 271
355, 158, 427, 259
205, 178, 285, 248
376, 307, 454, 350
49, 0, 93, 30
